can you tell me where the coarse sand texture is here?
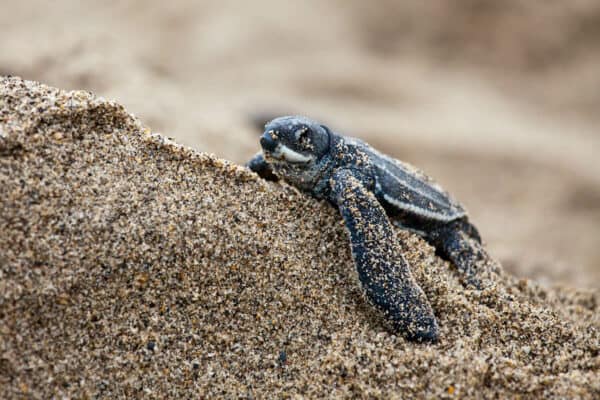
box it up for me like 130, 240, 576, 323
1, 77, 599, 398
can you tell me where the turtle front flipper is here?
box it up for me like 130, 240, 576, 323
331, 169, 439, 342
246, 152, 278, 181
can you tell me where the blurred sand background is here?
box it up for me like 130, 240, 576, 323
2, 0, 599, 288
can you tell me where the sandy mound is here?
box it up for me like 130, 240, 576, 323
1, 77, 598, 398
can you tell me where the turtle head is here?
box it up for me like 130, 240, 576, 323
259, 116, 332, 191
260, 116, 331, 164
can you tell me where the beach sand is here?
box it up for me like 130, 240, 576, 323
1, 77, 598, 398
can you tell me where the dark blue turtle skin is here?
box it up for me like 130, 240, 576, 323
247, 116, 488, 342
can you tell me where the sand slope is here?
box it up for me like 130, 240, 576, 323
1, 77, 598, 398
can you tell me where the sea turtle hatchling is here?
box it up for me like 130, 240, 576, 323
247, 116, 489, 342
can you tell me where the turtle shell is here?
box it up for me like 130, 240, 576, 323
350, 138, 467, 223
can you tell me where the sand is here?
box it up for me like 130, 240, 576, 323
1, 77, 598, 398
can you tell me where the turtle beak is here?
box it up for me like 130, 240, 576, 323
260, 132, 278, 152
260, 130, 313, 164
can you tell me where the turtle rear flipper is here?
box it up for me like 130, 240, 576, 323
428, 221, 488, 289
331, 169, 439, 342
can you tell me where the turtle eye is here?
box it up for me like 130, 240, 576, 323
294, 127, 309, 143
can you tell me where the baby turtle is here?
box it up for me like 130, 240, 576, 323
247, 116, 488, 342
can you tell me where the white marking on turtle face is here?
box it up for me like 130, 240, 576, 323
271, 144, 312, 164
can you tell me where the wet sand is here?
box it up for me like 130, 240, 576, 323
1, 77, 598, 398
